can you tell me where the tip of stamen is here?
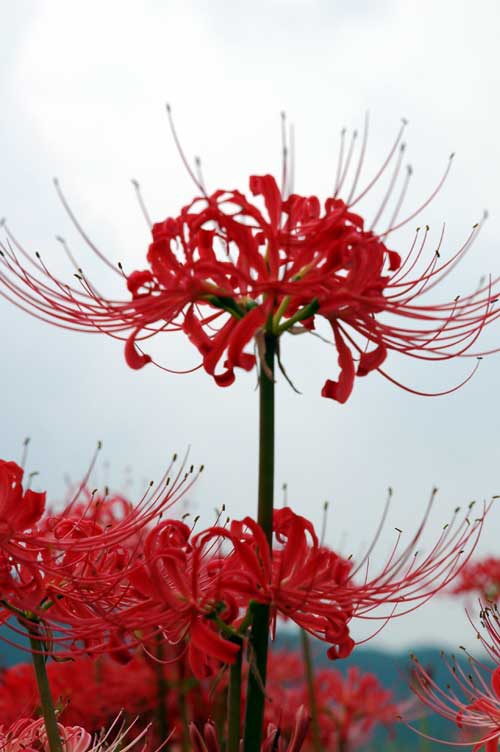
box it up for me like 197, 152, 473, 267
449, 152, 455, 160
194, 156, 201, 167
35, 251, 41, 259
482, 209, 489, 220
165, 103, 172, 114
401, 117, 409, 126
407, 164, 413, 175
131, 178, 139, 188
53, 177, 59, 186
0, 218, 5, 227
172, 453, 178, 462
199, 464, 204, 473
97, 440, 103, 450
400, 143, 406, 153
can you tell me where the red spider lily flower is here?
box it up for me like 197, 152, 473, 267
410, 653, 500, 751
0, 716, 151, 752
0, 718, 91, 752
125, 519, 242, 679
219, 499, 487, 661
0, 455, 203, 659
451, 556, 500, 603
1, 119, 498, 402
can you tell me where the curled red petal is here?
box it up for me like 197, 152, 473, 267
357, 342, 387, 376
226, 305, 267, 371
321, 325, 355, 403
124, 331, 152, 370
249, 174, 282, 231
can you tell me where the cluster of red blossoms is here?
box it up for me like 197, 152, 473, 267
1, 122, 499, 402
0, 458, 486, 675
0, 646, 407, 752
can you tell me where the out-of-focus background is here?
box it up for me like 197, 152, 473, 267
1, 0, 499, 655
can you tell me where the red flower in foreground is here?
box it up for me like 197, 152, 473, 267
0, 716, 150, 752
1, 120, 498, 402
0, 718, 90, 752
411, 654, 500, 751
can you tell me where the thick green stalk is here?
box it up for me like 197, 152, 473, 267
300, 629, 322, 752
28, 623, 63, 752
243, 333, 276, 752
227, 637, 243, 752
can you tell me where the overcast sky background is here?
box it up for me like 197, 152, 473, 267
1, 0, 500, 653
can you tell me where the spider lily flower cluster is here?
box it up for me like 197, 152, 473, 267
1, 120, 499, 402
0, 645, 410, 751
0, 457, 487, 672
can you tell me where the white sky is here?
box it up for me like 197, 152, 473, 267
1, 0, 500, 651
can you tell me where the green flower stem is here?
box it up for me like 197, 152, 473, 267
154, 633, 169, 746
243, 333, 276, 752
227, 637, 243, 752
300, 629, 322, 752
276, 299, 319, 334
27, 622, 63, 752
